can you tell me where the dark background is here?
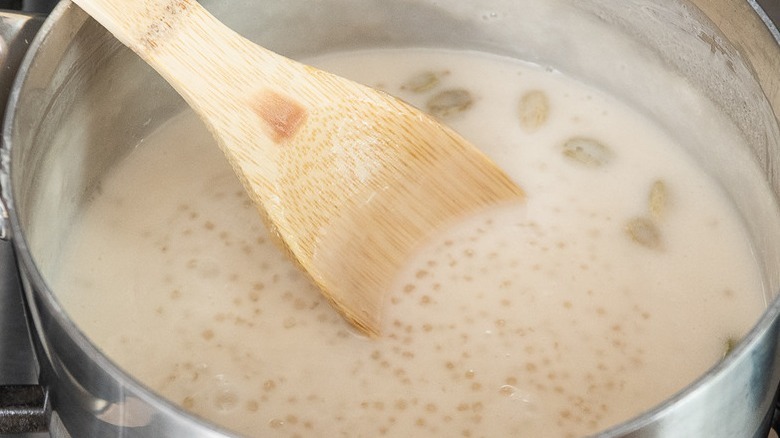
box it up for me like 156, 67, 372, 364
0, 0, 45, 11
0, 0, 55, 12
762, 0, 780, 26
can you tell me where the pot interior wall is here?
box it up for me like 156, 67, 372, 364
15, 0, 780, 299
6, 0, 780, 436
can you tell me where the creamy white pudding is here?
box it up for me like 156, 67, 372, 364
51, 49, 766, 437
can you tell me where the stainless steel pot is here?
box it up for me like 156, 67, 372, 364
2, 0, 780, 436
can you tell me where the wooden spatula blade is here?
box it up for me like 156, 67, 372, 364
71, 0, 525, 336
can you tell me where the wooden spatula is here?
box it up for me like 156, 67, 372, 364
71, 0, 525, 336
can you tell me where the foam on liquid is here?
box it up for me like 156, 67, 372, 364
51, 49, 766, 437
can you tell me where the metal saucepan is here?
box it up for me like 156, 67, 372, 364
1, 0, 780, 436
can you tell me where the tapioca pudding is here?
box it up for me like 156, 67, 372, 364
51, 49, 766, 437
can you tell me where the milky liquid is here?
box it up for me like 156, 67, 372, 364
51, 49, 766, 437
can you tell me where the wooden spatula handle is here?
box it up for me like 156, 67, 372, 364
73, 0, 306, 154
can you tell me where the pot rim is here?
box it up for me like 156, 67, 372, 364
750, 0, 780, 44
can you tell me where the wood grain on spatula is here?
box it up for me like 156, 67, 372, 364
70, 0, 525, 336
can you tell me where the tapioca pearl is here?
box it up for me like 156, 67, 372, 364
213, 388, 239, 412
415, 269, 430, 279
201, 329, 215, 341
